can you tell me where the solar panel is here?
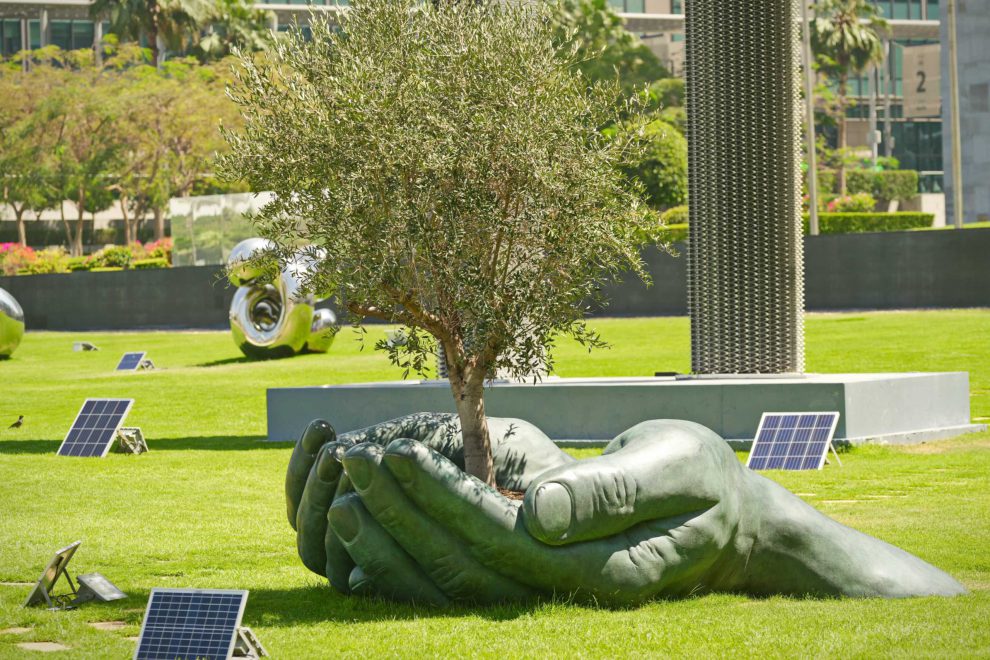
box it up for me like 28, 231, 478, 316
746, 412, 840, 471
135, 589, 248, 660
116, 352, 146, 371
57, 399, 134, 458
23, 541, 81, 608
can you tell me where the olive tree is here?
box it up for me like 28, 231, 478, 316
219, 0, 654, 485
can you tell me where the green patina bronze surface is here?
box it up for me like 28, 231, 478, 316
286, 414, 965, 606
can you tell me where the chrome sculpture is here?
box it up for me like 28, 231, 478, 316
227, 238, 336, 359
0, 286, 24, 358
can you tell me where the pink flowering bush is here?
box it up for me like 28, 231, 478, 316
0, 243, 37, 275
826, 192, 876, 213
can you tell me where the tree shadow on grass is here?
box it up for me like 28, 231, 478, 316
244, 585, 545, 625
0, 435, 290, 455
195, 356, 254, 367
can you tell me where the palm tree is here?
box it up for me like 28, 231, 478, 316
90, 0, 211, 67
811, 0, 888, 193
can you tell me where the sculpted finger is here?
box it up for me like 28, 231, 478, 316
296, 442, 345, 577
342, 442, 536, 603
325, 465, 357, 592
524, 420, 731, 545
383, 438, 711, 605
328, 493, 449, 606
286, 419, 336, 529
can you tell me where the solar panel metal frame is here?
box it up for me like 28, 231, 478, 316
57, 398, 135, 458
116, 352, 147, 371
22, 541, 82, 608
134, 588, 248, 660
746, 411, 840, 471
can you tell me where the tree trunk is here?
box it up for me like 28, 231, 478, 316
15, 207, 27, 246
447, 353, 495, 486
73, 187, 85, 257
837, 73, 848, 195
120, 195, 132, 245
59, 200, 72, 251
149, 0, 161, 68
153, 206, 165, 240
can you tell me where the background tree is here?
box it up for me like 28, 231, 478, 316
551, 0, 668, 100
220, 0, 654, 484
811, 0, 888, 193
197, 0, 274, 60
91, 0, 211, 66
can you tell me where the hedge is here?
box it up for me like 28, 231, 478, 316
663, 223, 689, 243
661, 205, 689, 226
846, 170, 919, 203
802, 212, 934, 234
132, 258, 170, 270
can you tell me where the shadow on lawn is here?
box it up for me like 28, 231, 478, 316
195, 356, 254, 367
245, 585, 541, 625
0, 435, 290, 454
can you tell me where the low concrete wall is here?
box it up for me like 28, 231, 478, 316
0, 266, 233, 330
601, 228, 990, 317
2, 228, 988, 330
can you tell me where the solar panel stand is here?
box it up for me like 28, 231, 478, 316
31, 565, 78, 611
233, 627, 268, 658
138, 359, 155, 371
23, 541, 83, 611
825, 442, 843, 467
113, 427, 148, 454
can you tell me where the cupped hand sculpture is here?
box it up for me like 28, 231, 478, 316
286, 414, 965, 606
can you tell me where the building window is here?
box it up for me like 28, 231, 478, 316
1, 19, 23, 57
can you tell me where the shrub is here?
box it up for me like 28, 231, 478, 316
89, 266, 125, 272
827, 192, 876, 213
615, 118, 688, 211
19, 248, 69, 275
87, 245, 133, 269
664, 223, 689, 243
802, 212, 934, 234
132, 258, 170, 269
0, 243, 36, 276
847, 170, 919, 203
67, 257, 91, 272
144, 238, 173, 264
661, 205, 689, 225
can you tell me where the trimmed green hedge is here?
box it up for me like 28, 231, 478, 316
847, 170, 919, 203
802, 212, 934, 234
132, 258, 170, 270
663, 223, 689, 243
661, 205, 689, 226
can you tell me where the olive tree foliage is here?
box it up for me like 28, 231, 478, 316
219, 0, 654, 485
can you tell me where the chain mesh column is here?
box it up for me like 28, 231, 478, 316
685, 0, 805, 374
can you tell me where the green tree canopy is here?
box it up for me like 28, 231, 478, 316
220, 0, 655, 484
551, 0, 669, 99
811, 0, 888, 192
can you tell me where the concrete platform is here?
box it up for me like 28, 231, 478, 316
267, 372, 984, 446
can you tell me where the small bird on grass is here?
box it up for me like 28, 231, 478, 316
8, 415, 23, 429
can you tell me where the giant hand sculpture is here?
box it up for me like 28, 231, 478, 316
287, 414, 965, 606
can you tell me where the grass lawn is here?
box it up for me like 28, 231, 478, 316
1, 310, 989, 657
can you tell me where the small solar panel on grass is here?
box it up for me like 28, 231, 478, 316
116, 352, 147, 371
134, 589, 249, 660
746, 412, 840, 471
57, 399, 134, 458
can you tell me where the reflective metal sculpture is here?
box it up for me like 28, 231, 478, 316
227, 238, 336, 359
0, 286, 25, 358
685, 0, 805, 374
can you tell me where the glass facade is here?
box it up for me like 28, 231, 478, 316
1, 19, 22, 57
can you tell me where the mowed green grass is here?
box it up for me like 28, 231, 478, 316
1, 310, 989, 658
